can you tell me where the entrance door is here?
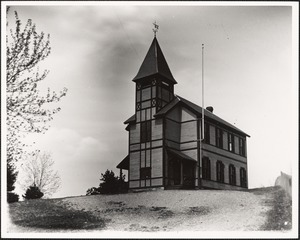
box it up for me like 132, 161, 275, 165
173, 159, 181, 185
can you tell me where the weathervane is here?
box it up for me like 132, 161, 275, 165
153, 21, 159, 37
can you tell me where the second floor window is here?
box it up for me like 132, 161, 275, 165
239, 138, 246, 157
228, 133, 235, 152
141, 121, 151, 143
216, 127, 223, 148
204, 123, 210, 144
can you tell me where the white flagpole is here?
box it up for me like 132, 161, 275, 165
199, 44, 205, 189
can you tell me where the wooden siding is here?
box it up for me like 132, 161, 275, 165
180, 141, 197, 150
181, 107, 196, 121
202, 179, 245, 190
165, 119, 180, 143
130, 124, 140, 144
151, 148, 163, 178
129, 180, 139, 188
152, 119, 163, 140
167, 106, 181, 121
181, 121, 197, 142
151, 178, 163, 186
152, 140, 163, 148
129, 152, 140, 180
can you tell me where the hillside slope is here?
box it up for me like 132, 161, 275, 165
7, 186, 292, 232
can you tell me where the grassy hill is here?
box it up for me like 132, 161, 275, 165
7, 186, 292, 232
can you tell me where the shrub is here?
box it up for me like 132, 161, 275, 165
86, 187, 100, 196
98, 170, 128, 194
7, 192, 19, 203
23, 184, 44, 200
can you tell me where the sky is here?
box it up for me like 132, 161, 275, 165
2, 2, 298, 199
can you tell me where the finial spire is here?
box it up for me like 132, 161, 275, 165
152, 21, 159, 37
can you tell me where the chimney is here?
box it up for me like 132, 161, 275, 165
206, 106, 214, 113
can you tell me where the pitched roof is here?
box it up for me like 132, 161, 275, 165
132, 37, 177, 84
155, 95, 250, 137
167, 148, 197, 162
124, 114, 135, 124
116, 155, 129, 170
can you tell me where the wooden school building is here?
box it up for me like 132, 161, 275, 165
116, 35, 249, 191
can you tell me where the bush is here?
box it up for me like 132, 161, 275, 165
23, 185, 44, 200
86, 187, 100, 196
86, 170, 128, 195
99, 170, 128, 194
7, 192, 19, 203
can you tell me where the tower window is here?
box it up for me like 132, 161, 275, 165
141, 121, 151, 143
229, 164, 236, 185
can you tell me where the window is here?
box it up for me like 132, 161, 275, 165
141, 121, 151, 143
239, 138, 245, 156
229, 164, 236, 185
140, 167, 151, 180
216, 161, 224, 183
216, 128, 223, 148
240, 168, 247, 188
228, 133, 235, 152
202, 157, 211, 180
204, 123, 210, 144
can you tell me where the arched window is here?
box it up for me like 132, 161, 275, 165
240, 167, 247, 188
229, 164, 236, 185
216, 161, 224, 183
202, 157, 211, 180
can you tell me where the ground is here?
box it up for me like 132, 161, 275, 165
5, 186, 292, 234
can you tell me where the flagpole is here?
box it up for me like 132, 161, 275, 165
199, 44, 205, 189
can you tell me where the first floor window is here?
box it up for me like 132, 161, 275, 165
240, 167, 247, 188
141, 121, 151, 143
229, 164, 236, 185
216, 161, 225, 183
202, 157, 211, 180
140, 167, 151, 180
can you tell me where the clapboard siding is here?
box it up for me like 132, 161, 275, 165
130, 124, 140, 144
152, 119, 163, 140
181, 121, 197, 143
181, 107, 196, 121
129, 152, 140, 180
151, 148, 163, 178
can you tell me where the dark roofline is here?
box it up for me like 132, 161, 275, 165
154, 95, 250, 137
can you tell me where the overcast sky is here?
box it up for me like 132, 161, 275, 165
4, 2, 298, 198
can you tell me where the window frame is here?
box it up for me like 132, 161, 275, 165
202, 157, 211, 180
229, 164, 236, 185
216, 127, 223, 148
216, 160, 224, 183
240, 167, 247, 188
228, 133, 235, 152
140, 121, 151, 143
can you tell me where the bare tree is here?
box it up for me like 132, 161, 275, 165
18, 151, 61, 198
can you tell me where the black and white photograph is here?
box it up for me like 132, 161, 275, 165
1, 1, 298, 238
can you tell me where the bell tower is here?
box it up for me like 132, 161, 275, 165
132, 33, 177, 124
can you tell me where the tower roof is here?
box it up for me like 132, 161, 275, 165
132, 37, 177, 84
